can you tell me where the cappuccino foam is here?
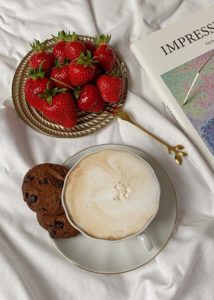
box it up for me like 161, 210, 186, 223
64, 149, 160, 240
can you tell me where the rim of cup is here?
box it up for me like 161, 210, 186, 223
62, 148, 161, 242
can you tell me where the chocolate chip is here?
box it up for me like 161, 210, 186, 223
24, 175, 34, 183
28, 195, 38, 203
49, 230, 56, 238
55, 180, 64, 188
54, 221, 64, 229
39, 178, 48, 184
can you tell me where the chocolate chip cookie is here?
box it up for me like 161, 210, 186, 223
22, 163, 68, 215
37, 212, 79, 238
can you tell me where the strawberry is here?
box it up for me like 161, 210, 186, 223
65, 32, 86, 61
52, 30, 73, 64
50, 63, 72, 88
25, 78, 49, 111
93, 34, 116, 72
29, 40, 55, 73
84, 40, 96, 55
24, 69, 53, 111
53, 40, 67, 64
96, 74, 124, 103
69, 51, 96, 86
42, 89, 77, 128
76, 84, 104, 113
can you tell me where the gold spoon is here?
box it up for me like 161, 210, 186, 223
106, 108, 188, 165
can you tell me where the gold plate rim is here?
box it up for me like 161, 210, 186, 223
12, 36, 128, 138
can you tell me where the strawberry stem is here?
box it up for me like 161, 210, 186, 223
29, 62, 46, 79
50, 77, 74, 90
30, 40, 46, 52
46, 96, 52, 105
76, 50, 96, 66
71, 31, 78, 42
107, 68, 121, 77
94, 34, 111, 46
54, 59, 70, 67
73, 86, 81, 99
52, 30, 74, 42
52, 30, 78, 42
39, 86, 67, 104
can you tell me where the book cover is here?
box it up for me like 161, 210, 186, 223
131, 5, 214, 169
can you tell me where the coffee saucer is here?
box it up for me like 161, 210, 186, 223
52, 144, 177, 274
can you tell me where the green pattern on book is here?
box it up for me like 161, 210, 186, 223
161, 50, 214, 156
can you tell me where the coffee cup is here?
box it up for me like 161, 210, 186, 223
62, 149, 160, 248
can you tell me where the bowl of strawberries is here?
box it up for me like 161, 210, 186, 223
12, 31, 128, 137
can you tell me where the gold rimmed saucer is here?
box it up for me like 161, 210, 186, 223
12, 35, 128, 138
52, 144, 177, 274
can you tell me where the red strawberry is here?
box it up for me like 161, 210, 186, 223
52, 30, 73, 64
97, 74, 124, 103
25, 78, 49, 111
24, 69, 53, 111
42, 89, 77, 128
84, 40, 96, 55
93, 34, 116, 72
69, 51, 96, 86
50, 64, 72, 88
53, 40, 67, 64
29, 40, 55, 73
65, 32, 86, 61
76, 84, 104, 113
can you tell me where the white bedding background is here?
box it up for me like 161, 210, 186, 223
0, 0, 214, 299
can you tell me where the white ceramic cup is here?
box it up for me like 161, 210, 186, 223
62, 150, 160, 251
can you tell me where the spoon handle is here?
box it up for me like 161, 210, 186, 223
130, 120, 188, 165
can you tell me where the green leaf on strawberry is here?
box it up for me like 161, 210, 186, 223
94, 34, 111, 46
30, 39, 46, 52
39, 86, 67, 104
76, 50, 96, 66
52, 30, 73, 42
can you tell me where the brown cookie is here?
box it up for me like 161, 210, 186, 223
37, 212, 79, 238
22, 163, 68, 215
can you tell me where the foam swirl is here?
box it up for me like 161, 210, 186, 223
64, 149, 160, 240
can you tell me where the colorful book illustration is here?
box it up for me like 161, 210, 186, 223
162, 50, 214, 156
131, 5, 214, 169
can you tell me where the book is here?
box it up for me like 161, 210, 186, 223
130, 5, 214, 170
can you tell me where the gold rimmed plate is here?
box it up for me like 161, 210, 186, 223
52, 144, 177, 274
12, 36, 128, 138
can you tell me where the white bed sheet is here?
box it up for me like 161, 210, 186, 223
0, 0, 214, 299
